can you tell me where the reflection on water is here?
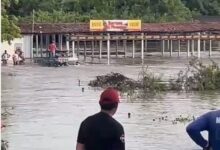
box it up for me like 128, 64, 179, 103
1, 57, 220, 150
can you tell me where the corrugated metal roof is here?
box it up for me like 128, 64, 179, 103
19, 22, 220, 34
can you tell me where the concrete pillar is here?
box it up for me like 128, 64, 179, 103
191, 40, 194, 56
84, 41, 86, 61
77, 38, 80, 57
45, 34, 49, 57
107, 33, 110, 65
132, 40, 135, 58
141, 33, 144, 62
167, 40, 170, 51
40, 32, 43, 57
59, 34, 62, 51
72, 41, 75, 58
36, 34, 39, 57
187, 40, 190, 58
66, 35, 70, 56
162, 40, 165, 56
209, 39, 212, 57
30, 34, 34, 59
123, 33, 126, 58
92, 40, 94, 61
178, 40, 180, 57
170, 40, 173, 57
99, 40, 102, 59
197, 33, 201, 58
116, 40, 118, 58
203, 40, 206, 51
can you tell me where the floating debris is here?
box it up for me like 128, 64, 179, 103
152, 115, 195, 125
88, 72, 139, 92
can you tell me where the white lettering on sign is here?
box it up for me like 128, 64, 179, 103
216, 117, 220, 124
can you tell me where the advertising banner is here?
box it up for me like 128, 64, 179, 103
90, 20, 104, 31
90, 20, 141, 32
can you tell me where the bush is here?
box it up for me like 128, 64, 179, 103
170, 58, 220, 91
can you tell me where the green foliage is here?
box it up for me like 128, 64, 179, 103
138, 66, 167, 93
1, 0, 21, 43
182, 0, 220, 16
170, 58, 220, 91
4, 0, 220, 24
7, 0, 194, 23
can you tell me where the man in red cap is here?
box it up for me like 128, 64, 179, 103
76, 87, 125, 150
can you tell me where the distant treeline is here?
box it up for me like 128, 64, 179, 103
5, 0, 220, 23
2, 0, 220, 42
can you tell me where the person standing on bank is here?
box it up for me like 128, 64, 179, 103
1, 50, 10, 65
76, 87, 125, 150
186, 110, 220, 150
48, 40, 57, 57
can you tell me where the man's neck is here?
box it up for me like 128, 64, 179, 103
101, 110, 114, 117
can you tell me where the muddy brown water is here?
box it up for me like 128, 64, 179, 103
1, 55, 220, 150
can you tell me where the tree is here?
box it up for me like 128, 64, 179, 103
1, 0, 21, 43
182, 0, 220, 16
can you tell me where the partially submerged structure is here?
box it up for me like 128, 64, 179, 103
6, 21, 220, 64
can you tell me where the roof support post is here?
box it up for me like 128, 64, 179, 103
46, 34, 49, 57
141, 33, 144, 64
84, 41, 86, 61
66, 34, 70, 57
178, 40, 181, 57
123, 33, 126, 58
145, 37, 148, 52
187, 40, 190, 58
60, 34, 63, 51
107, 33, 110, 65
170, 40, 173, 57
99, 40, 102, 59
92, 40, 94, 62
40, 32, 43, 57
203, 40, 206, 52
77, 37, 79, 58
36, 34, 39, 57
191, 39, 194, 56
132, 40, 135, 58
116, 39, 118, 58
162, 40, 165, 56
72, 40, 75, 58
197, 33, 201, 58
209, 39, 212, 57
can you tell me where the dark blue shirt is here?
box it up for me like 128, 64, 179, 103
186, 110, 220, 150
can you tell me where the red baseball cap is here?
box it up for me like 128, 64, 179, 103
99, 88, 120, 105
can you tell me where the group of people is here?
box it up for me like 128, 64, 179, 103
12, 49, 25, 65
76, 87, 220, 150
1, 49, 25, 65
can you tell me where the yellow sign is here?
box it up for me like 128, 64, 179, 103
90, 20, 141, 31
128, 20, 141, 31
90, 20, 104, 31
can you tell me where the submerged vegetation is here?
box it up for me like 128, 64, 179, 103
89, 58, 220, 96
170, 58, 220, 91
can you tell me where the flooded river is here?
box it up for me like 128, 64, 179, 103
1, 56, 220, 150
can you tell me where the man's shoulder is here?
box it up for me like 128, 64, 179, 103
111, 117, 123, 129
81, 113, 100, 124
